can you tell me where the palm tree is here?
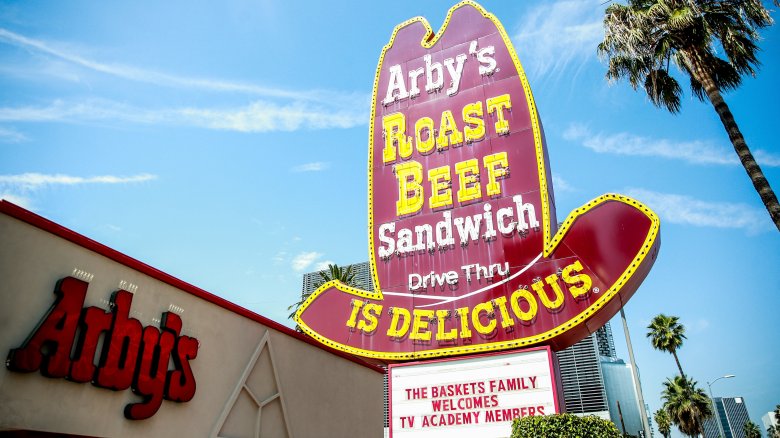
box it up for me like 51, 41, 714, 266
744, 420, 762, 438
647, 314, 687, 378
288, 263, 361, 319
599, 0, 780, 231
314, 263, 358, 289
654, 408, 672, 438
661, 375, 713, 437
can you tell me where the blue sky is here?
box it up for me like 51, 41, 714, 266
1, 0, 778, 435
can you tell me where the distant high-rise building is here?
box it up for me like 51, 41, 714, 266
645, 403, 654, 438
595, 323, 617, 359
601, 357, 643, 437
561, 321, 652, 437
763, 409, 778, 435
557, 332, 610, 419
703, 397, 752, 438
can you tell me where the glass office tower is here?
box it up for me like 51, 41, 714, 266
703, 396, 752, 438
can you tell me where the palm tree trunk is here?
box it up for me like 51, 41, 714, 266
671, 350, 685, 378
686, 50, 780, 231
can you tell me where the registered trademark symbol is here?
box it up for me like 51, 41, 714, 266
592, 287, 600, 294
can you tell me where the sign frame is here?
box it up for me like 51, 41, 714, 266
388, 346, 563, 437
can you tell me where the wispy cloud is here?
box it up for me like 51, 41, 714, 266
291, 251, 322, 272
0, 28, 363, 104
0, 172, 154, 211
313, 260, 334, 271
625, 188, 772, 234
0, 28, 369, 134
0, 99, 163, 124
512, 0, 602, 81
0, 126, 28, 143
564, 123, 780, 167
181, 103, 363, 132
552, 173, 575, 193
0, 99, 366, 133
754, 150, 780, 167
0, 172, 157, 190
291, 162, 330, 172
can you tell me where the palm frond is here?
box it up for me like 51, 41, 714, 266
720, 28, 760, 75
599, 0, 773, 109
645, 69, 683, 112
668, 5, 697, 31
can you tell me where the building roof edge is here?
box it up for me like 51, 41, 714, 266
0, 200, 386, 374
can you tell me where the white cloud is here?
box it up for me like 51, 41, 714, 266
564, 123, 780, 167
754, 150, 780, 167
562, 123, 591, 142
625, 188, 772, 234
0, 28, 369, 133
0, 28, 361, 104
313, 260, 334, 271
271, 251, 288, 265
0, 126, 28, 143
291, 162, 330, 172
291, 251, 322, 272
0, 173, 157, 209
512, 1, 603, 81
180, 102, 364, 132
0, 99, 163, 124
0, 173, 157, 190
552, 173, 575, 193
0, 99, 366, 133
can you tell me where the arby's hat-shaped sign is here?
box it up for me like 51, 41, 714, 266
295, 1, 660, 361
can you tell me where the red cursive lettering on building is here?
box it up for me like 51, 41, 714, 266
6, 276, 199, 420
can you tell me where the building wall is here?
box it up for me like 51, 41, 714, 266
556, 333, 609, 418
703, 400, 723, 437
704, 397, 752, 438
601, 358, 643, 437
0, 204, 384, 438
763, 410, 778, 433
595, 323, 616, 359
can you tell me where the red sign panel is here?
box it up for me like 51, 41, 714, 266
295, 1, 660, 360
6, 277, 198, 420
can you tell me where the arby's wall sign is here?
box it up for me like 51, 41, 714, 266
6, 277, 198, 420
295, 1, 660, 360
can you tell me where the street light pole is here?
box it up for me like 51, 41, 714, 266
620, 308, 652, 438
707, 374, 735, 438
